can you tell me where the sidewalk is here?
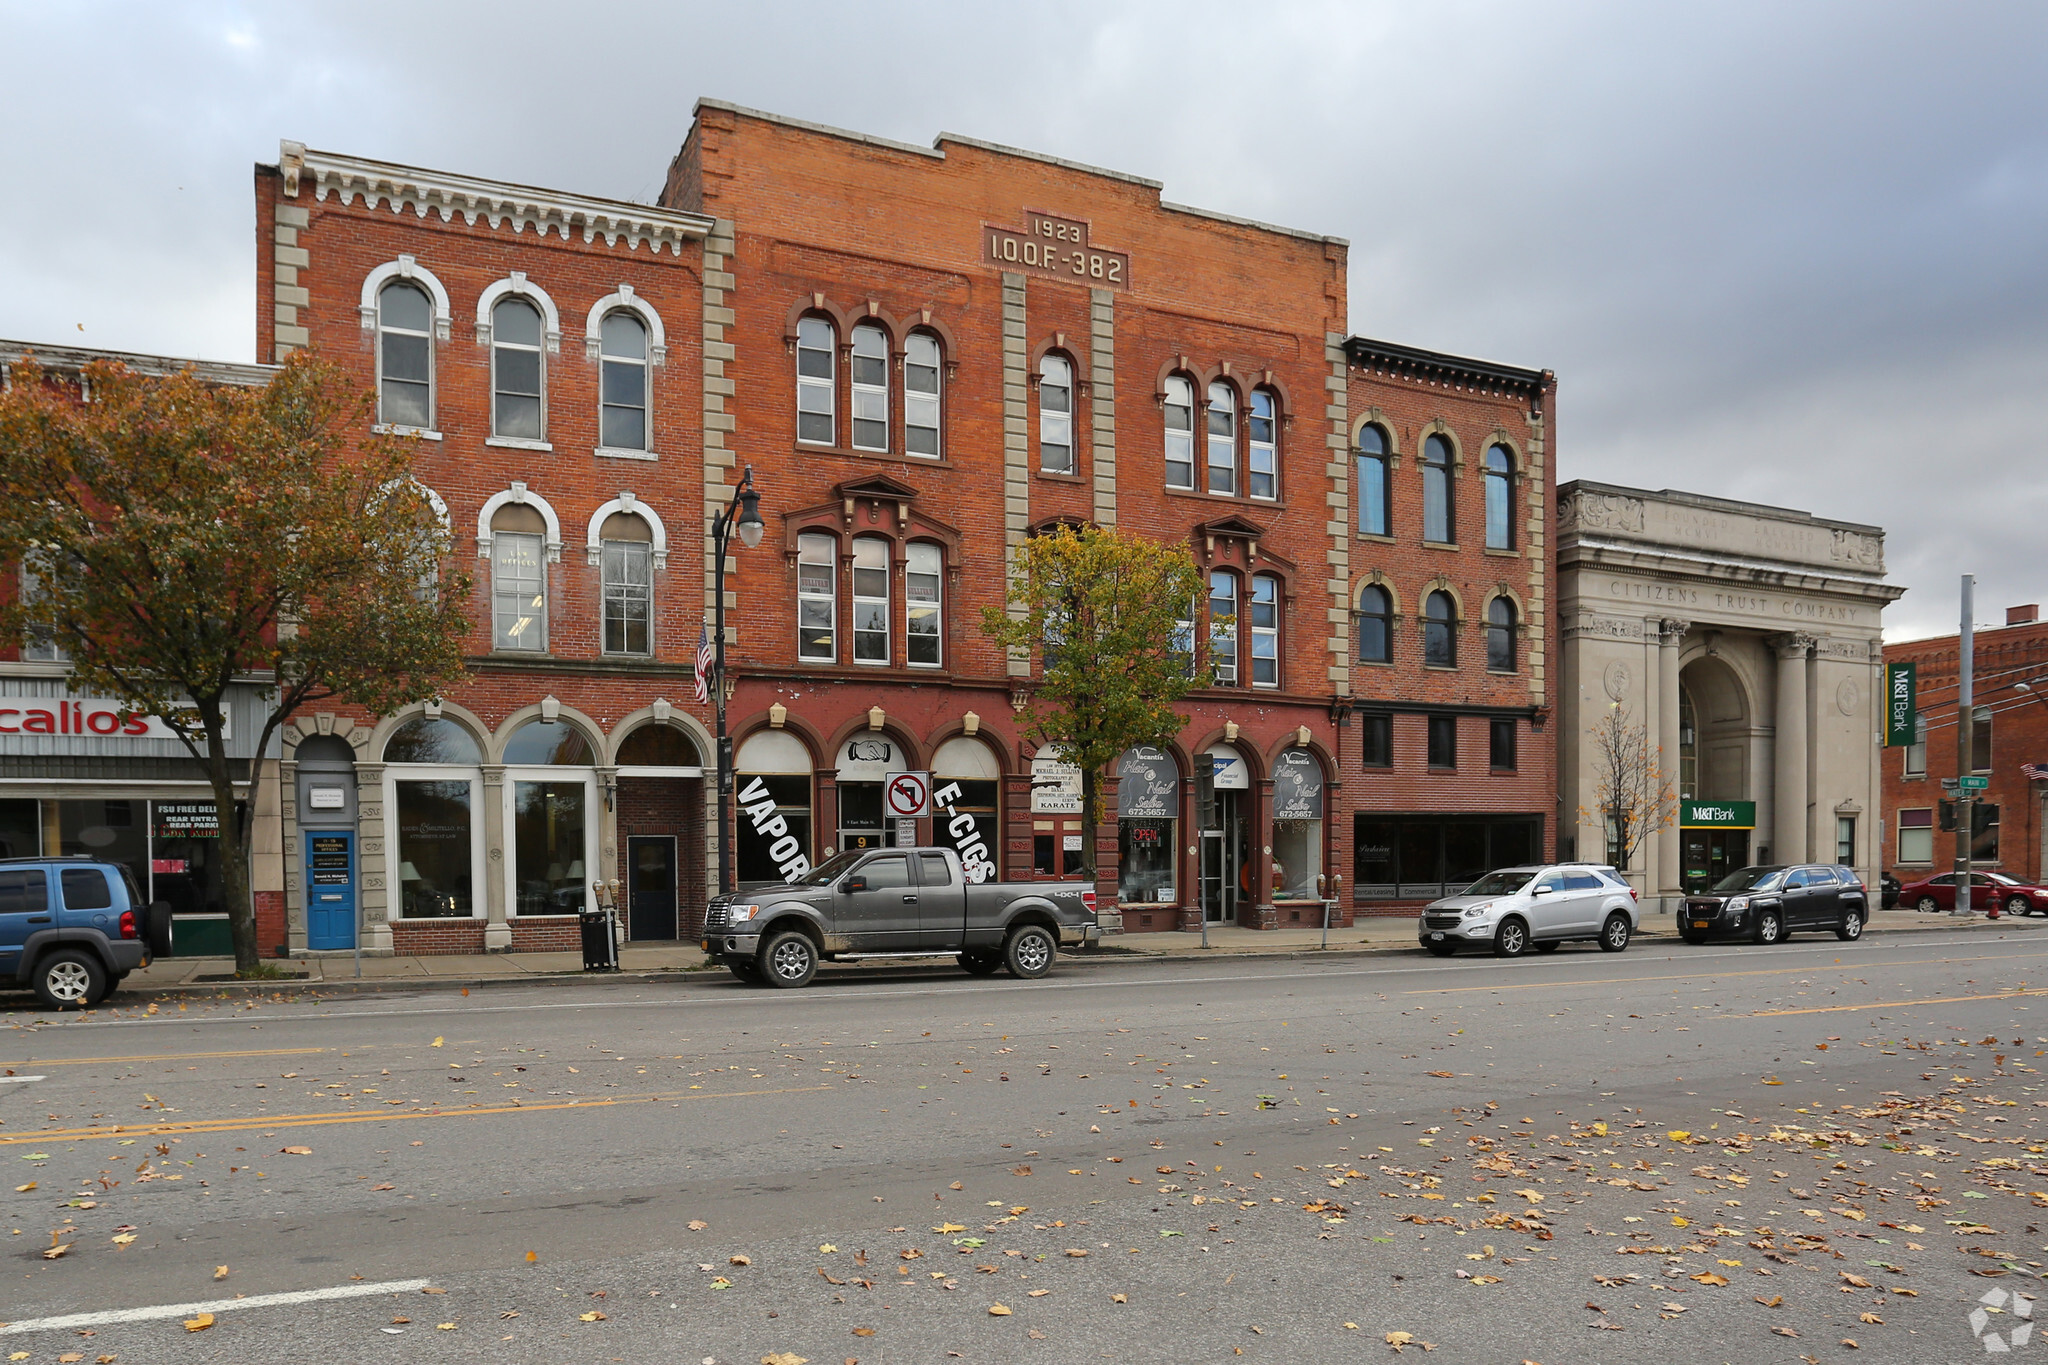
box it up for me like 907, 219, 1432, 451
100, 904, 2043, 998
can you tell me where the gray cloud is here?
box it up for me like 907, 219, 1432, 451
3, 0, 2043, 638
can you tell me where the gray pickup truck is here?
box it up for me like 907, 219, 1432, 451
701, 846, 1101, 988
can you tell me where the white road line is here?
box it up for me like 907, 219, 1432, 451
0, 1277, 433, 1335
0, 1075, 45, 1083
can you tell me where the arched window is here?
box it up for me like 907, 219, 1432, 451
599, 511, 652, 656
501, 718, 593, 765
1423, 590, 1456, 668
616, 724, 701, 767
383, 715, 483, 765
1248, 389, 1277, 500
1163, 375, 1196, 490
1039, 354, 1074, 474
1249, 573, 1280, 687
383, 716, 483, 921
490, 297, 544, 440
797, 531, 835, 661
906, 541, 942, 667
1356, 424, 1391, 536
850, 323, 888, 451
1422, 433, 1454, 544
599, 312, 649, 451
1485, 596, 1517, 673
1357, 584, 1392, 664
1484, 444, 1514, 550
905, 332, 942, 457
795, 317, 835, 445
1206, 382, 1237, 495
377, 280, 433, 428
1209, 570, 1239, 685
490, 503, 548, 652
502, 719, 597, 918
851, 535, 890, 663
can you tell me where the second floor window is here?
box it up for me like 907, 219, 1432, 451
600, 312, 649, 451
377, 280, 433, 428
1489, 718, 1517, 771
1206, 383, 1237, 495
1357, 584, 1392, 664
1423, 590, 1456, 668
1484, 445, 1514, 549
852, 536, 889, 663
1360, 712, 1392, 768
1427, 715, 1457, 769
1485, 597, 1517, 672
1422, 433, 1454, 544
850, 324, 888, 451
1357, 424, 1390, 536
796, 317, 835, 445
1040, 354, 1074, 473
19, 558, 66, 663
1163, 376, 1195, 489
1248, 574, 1279, 687
492, 528, 546, 652
797, 532, 835, 660
1904, 712, 1926, 776
492, 297, 544, 440
1173, 597, 1196, 676
905, 333, 942, 457
907, 542, 942, 666
1247, 389, 1277, 500
1209, 571, 1238, 685
1973, 706, 1993, 772
601, 538, 652, 656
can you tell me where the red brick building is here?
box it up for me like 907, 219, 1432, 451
209, 99, 1560, 954
1882, 605, 2048, 893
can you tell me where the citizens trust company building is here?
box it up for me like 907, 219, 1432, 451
237, 98, 1555, 955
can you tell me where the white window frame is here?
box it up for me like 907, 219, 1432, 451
1357, 425, 1390, 535
1904, 712, 1926, 777
850, 324, 889, 452
905, 332, 942, 458
1209, 570, 1238, 686
1249, 573, 1279, 688
358, 256, 449, 437
490, 295, 547, 445
383, 766, 487, 921
600, 538, 653, 657
906, 541, 943, 668
1206, 382, 1237, 496
597, 310, 651, 456
1484, 444, 1514, 549
1247, 389, 1277, 500
1897, 808, 1933, 864
851, 535, 890, 665
1039, 354, 1074, 474
492, 530, 548, 653
797, 531, 836, 662
376, 280, 436, 433
796, 317, 835, 446
500, 768, 599, 917
19, 558, 66, 663
1164, 376, 1196, 490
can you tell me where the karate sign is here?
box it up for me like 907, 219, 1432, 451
885, 770, 931, 819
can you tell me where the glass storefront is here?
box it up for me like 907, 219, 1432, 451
394, 780, 473, 917
1116, 744, 1178, 904
735, 730, 815, 885
0, 796, 235, 922
933, 737, 1001, 883
1270, 747, 1324, 900
512, 780, 587, 915
1354, 814, 1540, 900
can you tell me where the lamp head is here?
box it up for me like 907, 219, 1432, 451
735, 485, 764, 550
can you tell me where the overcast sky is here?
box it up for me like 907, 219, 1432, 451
3, 1, 2042, 640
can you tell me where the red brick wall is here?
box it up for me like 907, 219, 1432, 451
508, 916, 581, 952
617, 776, 706, 937
256, 889, 287, 958
391, 918, 485, 955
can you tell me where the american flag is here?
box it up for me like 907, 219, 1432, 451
693, 622, 715, 704
2023, 763, 2048, 782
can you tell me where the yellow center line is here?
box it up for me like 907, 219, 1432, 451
1747, 988, 2048, 1017
0, 1047, 341, 1069
1402, 951, 2048, 996
0, 1084, 834, 1146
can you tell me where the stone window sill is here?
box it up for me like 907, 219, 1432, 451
488, 436, 554, 452
1483, 546, 1520, 557
1421, 540, 1458, 552
372, 424, 442, 441
596, 446, 656, 461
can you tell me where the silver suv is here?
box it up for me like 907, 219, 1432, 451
1418, 863, 1639, 958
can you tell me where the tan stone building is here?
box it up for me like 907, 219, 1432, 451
1556, 482, 1903, 908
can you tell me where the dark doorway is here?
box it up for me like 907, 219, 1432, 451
627, 835, 677, 940
1681, 829, 1749, 895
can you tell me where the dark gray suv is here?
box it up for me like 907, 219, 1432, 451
1679, 864, 1868, 945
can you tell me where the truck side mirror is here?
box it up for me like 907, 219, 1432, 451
843, 876, 867, 894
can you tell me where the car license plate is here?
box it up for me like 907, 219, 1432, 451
1429, 932, 1445, 941
1693, 920, 1709, 929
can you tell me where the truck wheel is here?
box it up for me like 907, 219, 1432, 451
957, 953, 1002, 976
726, 960, 760, 985
759, 931, 818, 988
34, 950, 104, 1011
1003, 924, 1056, 979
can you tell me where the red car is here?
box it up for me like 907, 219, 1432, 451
1896, 870, 2048, 916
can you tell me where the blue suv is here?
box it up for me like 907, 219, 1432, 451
0, 858, 169, 1010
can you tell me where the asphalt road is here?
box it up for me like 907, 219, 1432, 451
5, 929, 2048, 1363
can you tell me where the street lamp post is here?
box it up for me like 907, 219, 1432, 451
711, 465, 765, 898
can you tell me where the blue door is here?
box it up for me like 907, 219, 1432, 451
305, 831, 356, 950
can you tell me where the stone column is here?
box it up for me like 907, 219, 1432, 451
1657, 619, 1688, 902
354, 761, 393, 955
1770, 635, 1815, 864
482, 765, 510, 951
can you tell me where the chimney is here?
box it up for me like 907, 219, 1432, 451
2009, 604, 2040, 626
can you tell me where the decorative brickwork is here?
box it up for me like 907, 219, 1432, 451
391, 918, 486, 955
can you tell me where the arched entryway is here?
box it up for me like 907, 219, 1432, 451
1679, 654, 1756, 893
611, 719, 706, 941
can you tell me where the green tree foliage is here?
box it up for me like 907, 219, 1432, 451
0, 353, 472, 972
981, 524, 1208, 883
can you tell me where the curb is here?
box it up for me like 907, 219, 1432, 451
81, 913, 2027, 1005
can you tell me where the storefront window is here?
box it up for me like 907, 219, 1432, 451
736, 730, 815, 884
1353, 814, 1540, 899
150, 800, 232, 917
395, 780, 472, 918
513, 781, 586, 915
1117, 744, 1179, 904
836, 735, 909, 852
0, 799, 37, 859
1270, 747, 1324, 900
933, 737, 1001, 883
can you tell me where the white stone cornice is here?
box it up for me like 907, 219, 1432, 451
290, 145, 714, 256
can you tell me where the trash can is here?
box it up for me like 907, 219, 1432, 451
580, 907, 619, 971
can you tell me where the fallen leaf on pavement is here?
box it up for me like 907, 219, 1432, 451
1011, 1165, 1031, 1177
214, 1266, 229, 1281
687, 1220, 709, 1231
183, 1314, 214, 1332
852, 1327, 875, 1337
760, 1356, 807, 1365
1860, 1313, 1883, 1324
280, 1147, 312, 1156
1756, 1296, 1783, 1307
42, 1244, 71, 1260
578, 1311, 606, 1322
1111, 1294, 1127, 1303
932, 1223, 966, 1234
373, 1183, 394, 1191
1690, 1272, 1729, 1286
988, 1304, 1013, 1316
431, 1037, 443, 1047
13, 1183, 34, 1192
435, 1323, 455, 1331
1065, 1249, 1089, 1258
1841, 1340, 1859, 1350
1771, 1326, 1800, 1338
730, 1254, 752, 1266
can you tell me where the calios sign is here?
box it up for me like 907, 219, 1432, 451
0, 698, 225, 740
984, 211, 1130, 289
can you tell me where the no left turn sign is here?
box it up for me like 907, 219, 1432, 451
885, 770, 931, 818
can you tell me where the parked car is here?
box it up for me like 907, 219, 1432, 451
0, 856, 170, 1009
1678, 864, 1867, 944
1879, 871, 1901, 910
1417, 863, 1639, 957
1897, 870, 2048, 916
702, 847, 1100, 987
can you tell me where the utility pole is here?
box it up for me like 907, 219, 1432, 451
1955, 574, 1975, 915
